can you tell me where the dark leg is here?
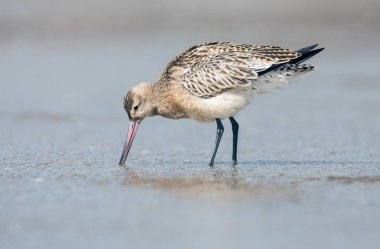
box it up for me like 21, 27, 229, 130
209, 118, 224, 167
229, 117, 239, 165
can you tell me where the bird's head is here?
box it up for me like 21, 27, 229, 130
123, 82, 156, 121
119, 82, 156, 165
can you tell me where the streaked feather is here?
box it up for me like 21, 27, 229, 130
158, 41, 322, 98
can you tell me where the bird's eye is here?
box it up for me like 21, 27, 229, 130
133, 105, 139, 111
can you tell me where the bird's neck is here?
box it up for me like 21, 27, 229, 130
151, 80, 188, 119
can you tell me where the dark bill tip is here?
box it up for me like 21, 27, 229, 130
119, 120, 140, 165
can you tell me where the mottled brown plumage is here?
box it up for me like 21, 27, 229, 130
119, 41, 324, 166
158, 42, 300, 98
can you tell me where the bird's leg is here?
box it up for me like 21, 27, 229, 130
209, 118, 224, 167
229, 117, 239, 165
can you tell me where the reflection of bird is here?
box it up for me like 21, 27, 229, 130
119, 42, 324, 166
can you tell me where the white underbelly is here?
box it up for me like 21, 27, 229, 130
187, 89, 253, 122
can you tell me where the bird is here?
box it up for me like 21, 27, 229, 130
119, 41, 324, 166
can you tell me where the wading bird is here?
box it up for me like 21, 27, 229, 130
119, 42, 324, 166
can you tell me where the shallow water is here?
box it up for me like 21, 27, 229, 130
1, 39, 380, 249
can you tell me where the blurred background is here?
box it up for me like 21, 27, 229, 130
1, 1, 380, 249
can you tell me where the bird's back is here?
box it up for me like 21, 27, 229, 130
162, 42, 298, 76
152, 42, 323, 121
158, 42, 323, 97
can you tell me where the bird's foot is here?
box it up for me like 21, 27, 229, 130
232, 160, 237, 165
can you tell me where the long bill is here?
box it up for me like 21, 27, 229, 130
119, 120, 141, 165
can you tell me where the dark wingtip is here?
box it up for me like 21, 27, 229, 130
258, 45, 324, 76
318, 47, 325, 52
297, 44, 319, 54
291, 47, 325, 65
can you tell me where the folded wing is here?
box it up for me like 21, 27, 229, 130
162, 42, 300, 98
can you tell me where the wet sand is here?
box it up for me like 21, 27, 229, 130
1, 33, 380, 249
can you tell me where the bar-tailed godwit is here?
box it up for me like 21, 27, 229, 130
119, 42, 324, 166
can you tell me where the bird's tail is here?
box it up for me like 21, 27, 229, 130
253, 44, 324, 93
